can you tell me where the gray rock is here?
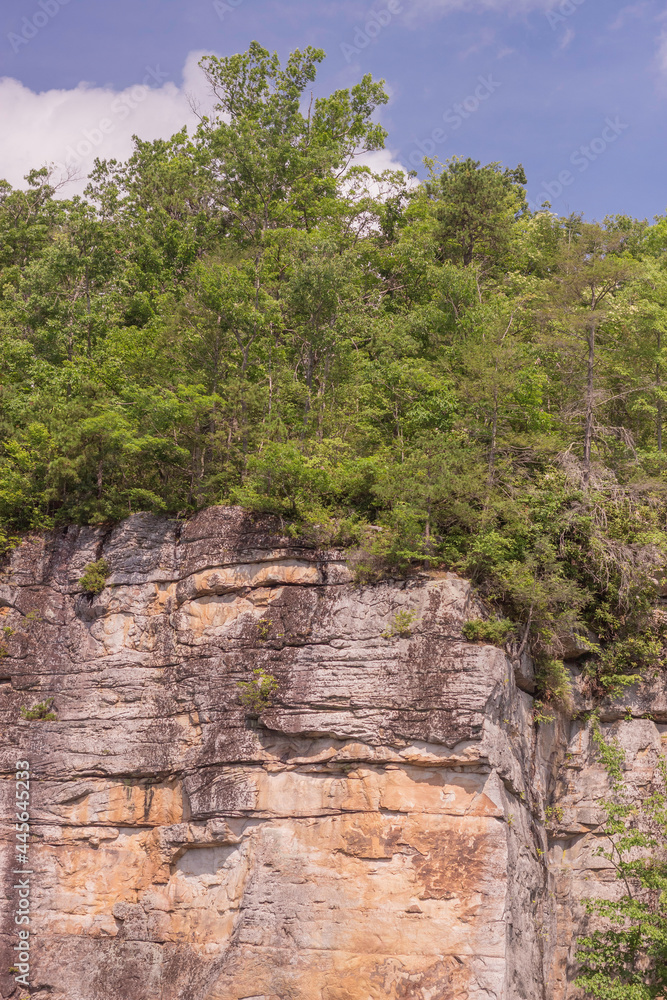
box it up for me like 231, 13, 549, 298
0, 508, 660, 999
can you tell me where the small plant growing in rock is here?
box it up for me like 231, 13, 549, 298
545, 805, 564, 824
237, 669, 279, 714
79, 558, 110, 595
0, 644, 8, 658
25, 609, 42, 621
256, 618, 271, 640
2, 625, 15, 637
536, 657, 573, 713
20, 697, 56, 722
383, 610, 418, 638
533, 701, 555, 726
462, 617, 514, 646
575, 727, 667, 994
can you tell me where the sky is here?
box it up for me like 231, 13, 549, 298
0, 0, 665, 221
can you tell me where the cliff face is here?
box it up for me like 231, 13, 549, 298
0, 507, 663, 1000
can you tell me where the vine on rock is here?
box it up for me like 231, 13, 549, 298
575, 715, 667, 998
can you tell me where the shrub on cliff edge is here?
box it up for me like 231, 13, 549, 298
79, 559, 110, 595
237, 669, 279, 715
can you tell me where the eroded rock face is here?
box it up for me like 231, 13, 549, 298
0, 507, 661, 999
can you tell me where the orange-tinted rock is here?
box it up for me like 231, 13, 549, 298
0, 508, 654, 999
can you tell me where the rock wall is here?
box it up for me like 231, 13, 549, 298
0, 507, 662, 999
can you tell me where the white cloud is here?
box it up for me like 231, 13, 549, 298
558, 25, 575, 49
650, 4, 667, 85
609, 1, 652, 30
357, 147, 411, 175
0, 50, 409, 197
460, 26, 497, 58
609, 2, 667, 86
657, 29, 667, 80
403, 0, 561, 21
0, 51, 212, 195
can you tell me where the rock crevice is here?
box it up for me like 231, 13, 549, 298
0, 508, 659, 999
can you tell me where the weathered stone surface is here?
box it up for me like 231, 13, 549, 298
559, 629, 598, 661
0, 507, 662, 999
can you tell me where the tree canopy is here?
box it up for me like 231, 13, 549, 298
2, 42, 667, 704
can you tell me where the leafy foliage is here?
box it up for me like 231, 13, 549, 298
462, 617, 515, 646
79, 559, 110, 595
1, 43, 667, 699
383, 609, 418, 638
237, 669, 279, 714
575, 720, 667, 998
20, 698, 56, 721
535, 656, 574, 713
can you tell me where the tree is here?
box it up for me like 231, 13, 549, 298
543, 222, 638, 487
626, 259, 667, 453
1, 42, 667, 706
576, 722, 667, 999
424, 157, 527, 275
197, 41, 388, 244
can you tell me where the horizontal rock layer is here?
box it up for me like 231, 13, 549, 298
0, 507, 662, 999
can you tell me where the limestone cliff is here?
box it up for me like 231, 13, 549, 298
0, 507, 662, 999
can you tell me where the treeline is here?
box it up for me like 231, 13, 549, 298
2, 42, 667, 699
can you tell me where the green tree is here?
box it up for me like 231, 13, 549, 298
1, 42, 667, 707
542, 222, 638, 487
576, 723, 667, 998
424, 157, 527, 274
198, 41, 388, 244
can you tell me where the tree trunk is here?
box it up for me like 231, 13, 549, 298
658, 331, 662, 454
302, 344, 314, 432
86, 271, 92, 358
583, 323, 595, 488
488, 383, 498, 486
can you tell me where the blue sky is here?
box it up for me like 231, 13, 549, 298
0, 0, 665, 221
